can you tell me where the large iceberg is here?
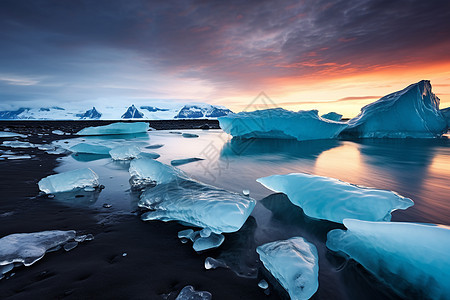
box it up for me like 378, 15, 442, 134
76, 122, 150, 135
218, 108, 348, 141
70, 143, 111, 155
343, 80, 447, 138
38, 168, 99, 194
327, 220, 450, 299
1, 230, 76, 268
133, 159, 256, 234
257, 173, 413, 223
256, 237, 319, 300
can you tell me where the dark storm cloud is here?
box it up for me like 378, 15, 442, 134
1, 0, 449, 105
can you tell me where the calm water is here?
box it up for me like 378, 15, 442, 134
52, 129, 450, 299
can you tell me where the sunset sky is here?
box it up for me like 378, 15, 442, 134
1, 0, 450, 117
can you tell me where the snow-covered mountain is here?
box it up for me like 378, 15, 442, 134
0, 103, 233, 120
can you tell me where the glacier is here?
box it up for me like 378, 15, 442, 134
0, 230, 76, 270
70, 143, 111, 155
343, 80, 448, 138
218, 108, 348, 141
257, 173, 413, 223
38, 168, 99, 194
76, 122, 150, 135
256, 237, 319, 300
321, 112, 342, 121
109, 144, 141, 160
327, 219, 450, 299
133, 159, 256, 234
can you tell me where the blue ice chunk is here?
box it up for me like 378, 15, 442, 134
38, 168, 99, 194
176, 285, 212, 300
327, 219, 450, 299
70, 143, 111, 155
129, 158, 185, 184
257, 173, 413, 224
76, 122, 150, 136
343, 80, 447, 138
0, 230, 76, 267
321, 112, 342, 121
218, 108, 348, 141
193, 233, 225, 252
109, 145, 141, 160
257, 237, 319, 300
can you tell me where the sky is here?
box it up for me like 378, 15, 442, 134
1, 0, 450, 117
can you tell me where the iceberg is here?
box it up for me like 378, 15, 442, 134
0, 230, 76, 268
109, 145, 141, 160
343, 80, 447, 138
70, 143, 111, 155
136, 159, 256, 234
176, 285, 212, 300
38, 168, 99, 194
218, 108, 348, 141
321, 112, 342, 121
327, 220, 450, 299
257, 173, 413, 223
76, 122, 150, 136
441, 107, 450, 128
256, 237, 319, 300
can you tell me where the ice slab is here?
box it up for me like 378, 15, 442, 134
76, 122, 150, 136
1, 141, 34, 148
171, 157, 204, 166
109, 145, 141, 160
52, 130, 65, 135
0, 131, 27, 138
218, 108, 348, 141
0, 230, 76, 267
129, 158, 184, 184
70, 143, 111, 155
343, 80, 447, 138
38, 168, 99, 194
327, 220, 450, 299
257, 173, 413, 223
257, 237, 319, 300
138, 160, 256, 234
176, 285, 212, 300
321, 112, 342, 121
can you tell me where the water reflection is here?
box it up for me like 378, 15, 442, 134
50, 188, 101, 206
71, 153, 110, 162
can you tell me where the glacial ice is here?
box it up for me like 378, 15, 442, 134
321, 112, 342, 121
0, 230, 76, 268
136, 159, 256, 234
76, 122, 150, 136
327, 220, 450, 299
38, 168, 99, 194
176, 285, 212, 300
0, 131, 27, 138
109, 144, 141, 160
171, 157, 204, 166
257, 173, 413, 223
343, 80, 448, 138
70, 143, 111, 155
256, 237, 319, 300
218, 108, 348, 141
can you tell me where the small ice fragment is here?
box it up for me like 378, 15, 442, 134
169, 131, 182, 134
130, 158, 185, 185
258, 279, 269, 289
1, 263, 14, 275
204, 257, 228, 270
2, 154, 32, 160
38, 168, 99, 194
109, 145, 141, 160
74, 235, 87, 242
76, 122, 150, 136
37, 144, 56, 151
193, 233, 225, 252
178, 229, 194, 239
0, 132, 27, 138
70, 143, 111, 155
103, 203, 112, 208
182, 133, 199, 138
122, 253, 127, 257
63, 241, 78, 252
52, 130, 65, 135
242, 189, 250, 196
200, 228, 212, 238
171, 157, 204, 166
1, 141, 34, 148
145, 144, 164, 149
175, 285, 212, 300
84, 234, 94, 241
47, 194, 55, 199
84, 187, 95, 192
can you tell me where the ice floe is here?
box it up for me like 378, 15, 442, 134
38, 168, 99, 194
219, 108, 348, 141
76, 122, 150, 135
257, 173, 413, 223
327, 219, 450, 299
257, 237, 319, 300
109, 144, 141, 160
70, 143, 111, 155
0, 131, 27, 138
1, 141, 35, 148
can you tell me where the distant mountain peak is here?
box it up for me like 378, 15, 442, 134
76, 107, 102, 119
175, 104, 232, 119
121, 104, 144, 119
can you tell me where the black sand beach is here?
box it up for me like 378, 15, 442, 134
0, 120, 276, 300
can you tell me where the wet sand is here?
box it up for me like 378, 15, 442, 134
0, 121, 276, 300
